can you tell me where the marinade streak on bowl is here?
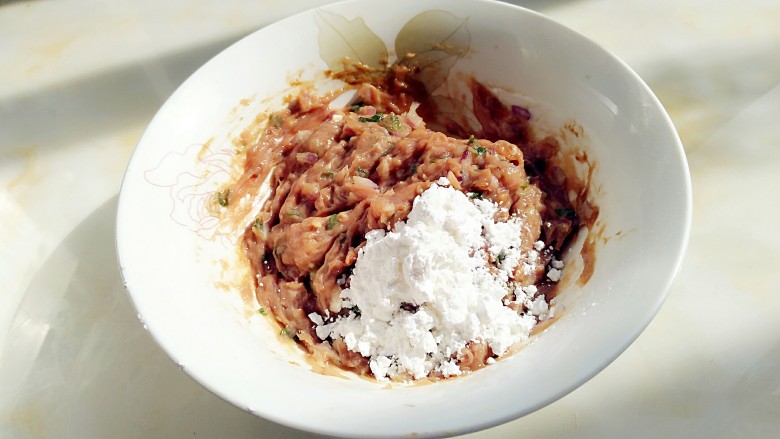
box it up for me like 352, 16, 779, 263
228, 70, 595, 381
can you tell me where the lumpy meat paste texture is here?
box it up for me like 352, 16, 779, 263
235, 81, 579, 377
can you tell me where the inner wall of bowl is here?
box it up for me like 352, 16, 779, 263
232, 3, 680, 432
120, 0, 688, 437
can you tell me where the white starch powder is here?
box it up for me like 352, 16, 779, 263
311, 178, 559, 381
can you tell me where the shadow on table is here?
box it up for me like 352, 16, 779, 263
6, 189, 780, 439
637, 40, 780, 155
0, 0, 583, 152
5, 70, 779, 439
0, 196, 325, 439
0, 33, 245, 151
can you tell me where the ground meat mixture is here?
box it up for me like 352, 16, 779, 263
231, 75, 587, 379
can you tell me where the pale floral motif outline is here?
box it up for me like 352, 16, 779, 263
144, 143, 236, 241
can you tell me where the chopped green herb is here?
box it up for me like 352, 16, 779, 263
280, 325, 296, 338
497, 254, 506, 264
350, 305, 361, 317
326, 214, 339, 229
350, 102, 365, 112
410, 164, 418, 174
358, 114, 382, 123
216, 189, 230, 207
321, 171, 335, 179
379, 114, 402, 132
555, 208, 576, 218
257, 307, 268, 316
475, 146, 488, 155
468, 135, 478, 146
253, 217, 263, 232
430, 153, 451, 163
380, 144, 396, 157
356, 167, 368, 177
269, 113, 284, 128
284, 209, 301, 218
469, 191, 483, 199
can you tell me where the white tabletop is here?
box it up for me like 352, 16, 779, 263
1, 0, 778, 437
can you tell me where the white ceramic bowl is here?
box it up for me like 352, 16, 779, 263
116, 0, 691, 437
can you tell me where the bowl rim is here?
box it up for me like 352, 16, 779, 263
115, 0, 692, 437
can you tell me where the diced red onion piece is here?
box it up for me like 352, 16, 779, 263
511, 105, 531, 120
353, 176, 378, 189
406, 103, 424, 129
342, 126, 356, 138
359, 106, 377, 117
295, 152, 318, 164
